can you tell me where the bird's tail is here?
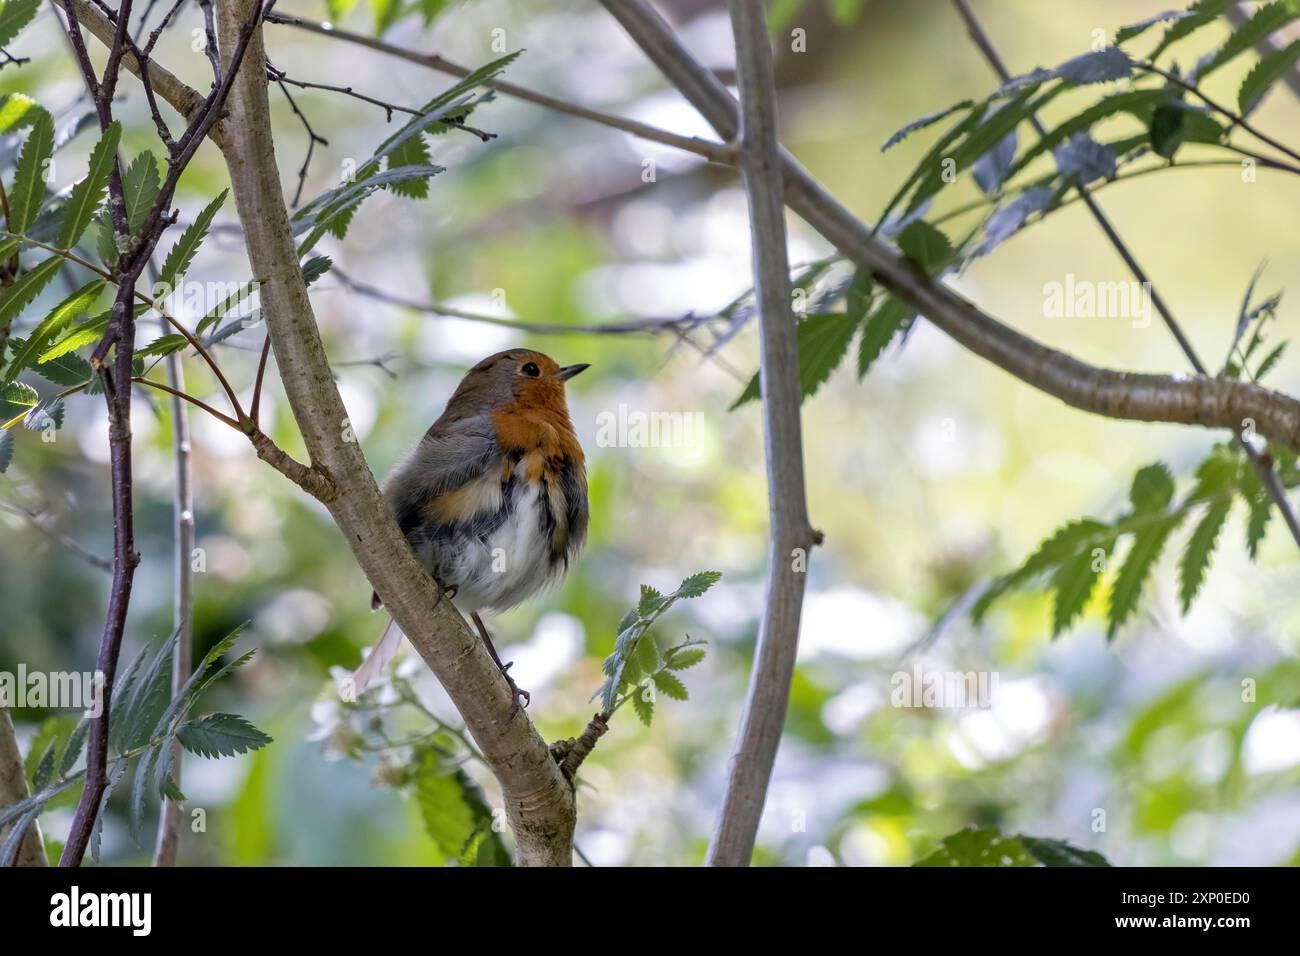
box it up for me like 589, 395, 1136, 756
353, 615, 405, 693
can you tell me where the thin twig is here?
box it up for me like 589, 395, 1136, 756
0, 500, 114, 572
264, 12, 735, 165
952, 0, 1300, 551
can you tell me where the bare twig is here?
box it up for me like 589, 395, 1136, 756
706, 0, 819, 868
273, 78, 327, 207
0, 500, 114, 572
146, 268, 193, 867
264, 11, 735, 164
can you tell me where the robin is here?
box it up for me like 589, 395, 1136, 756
353, 349, 591, 711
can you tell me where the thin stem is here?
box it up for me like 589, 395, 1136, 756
264, 12, 735, 165
250, 335, 271, 424
132, 376, 242, 429
952, 0, 1300, 551
1135, 60, 1300, 166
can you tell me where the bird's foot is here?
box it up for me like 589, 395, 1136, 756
499, 661, 530, 717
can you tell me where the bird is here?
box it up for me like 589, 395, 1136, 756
353, 349, 590, 712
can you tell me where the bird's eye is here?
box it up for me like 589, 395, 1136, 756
521, 362, 541, 378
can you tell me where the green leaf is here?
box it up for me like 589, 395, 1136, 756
858, 296, 914, 378
1129, 462, 1175, 512
1108, 514, 1181, 638
4, 279, 105, 383
882, 100, 976, 152
631, 683, 654, 726
915, 825, 1109, 866
194, 282, 258, 337
1241, 465, 1272, 560
1254, 341, 1287, 380
652, 671, 688, 701
0, 380, 37, 422
878, 100, 989, 228
973, 518, 1112, 623
731, 312, 860, 409
176, 713, 273, 759
666, 646, 706, 670
1150, 103, 1226, 160
135, 334, 189, 359
112, 633, 177, 752
0, 0, 40, 48
157, 189, 226, 292
675, 570, 722, 599
0, 256, 61, 334
1240, 38, 1300, 113
121, 151, 162, 234
636, 632, 660, 674
637, 583, 664, 617
1150, 0, 1237, 59
57, 121, 121, 249
387, 136, 433, 198
0, 429, 12, 472
1050, 539, 1112, 636
1180, 499, 1231, 613
1116, 10, 1195, 46
1198, 1, 1300, 83
8, 109, 54, 232
896, 219, 954, 274
1006, 89, 1170, 180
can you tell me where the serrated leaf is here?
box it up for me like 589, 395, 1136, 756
23, 395, 63, 430
1255, 341, 1287, 381
652, 670, 688, 701
387, 135, 433, 198
0, 0, 40, 48
636, 633, 660, 674
0, 380, 37, 421
1198, 1, 1300, 83
1116, 10, 1193, 46
857, 295, 914, 377
1050, 539, 1112, 636
1108, 514, 1181, 638
135, 334, 189, 359
877, 100, 990, 228
58, 121, 121, 249
666, 646, 705, 670
0, 803, 43, 867
1180, 499, 1231, 613
121, 151, 161, 234
89, 758, 126, 863
1130, 462, 1175, 512
675, 570, 722, 599
631, 684, 654, 726
0, 256, 62, 333
731, 312, 859, 409
1150, 0, 1237, 59
1239, 38, 1300, 113
176, 713, 272, 759
112, 633, 177, 752
973, 518, 1113, 623
637, 584, 664, 618
157, 189, 226, 292
9, 109, 53, 232
4, 279, 105, 383
1005, 89, 1169, 182
194, 282, 257, 337
896, 219, 955, 274
882, 100, 975, 152
9, 336, 85, 385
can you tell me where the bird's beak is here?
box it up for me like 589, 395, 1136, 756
557, 363, 591, 381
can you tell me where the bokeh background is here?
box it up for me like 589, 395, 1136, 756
4, 0, 1300, 865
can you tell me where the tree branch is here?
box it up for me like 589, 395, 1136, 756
213, 0, 575, 865
950, 0, 1300, 551
0, 706, 47, 866
596, 0, 1300, 455
706, 0, 819, 868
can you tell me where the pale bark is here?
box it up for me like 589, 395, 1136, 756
0, 707, 46, 866
213, 0, 575, 865
706, 0, 817, 867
